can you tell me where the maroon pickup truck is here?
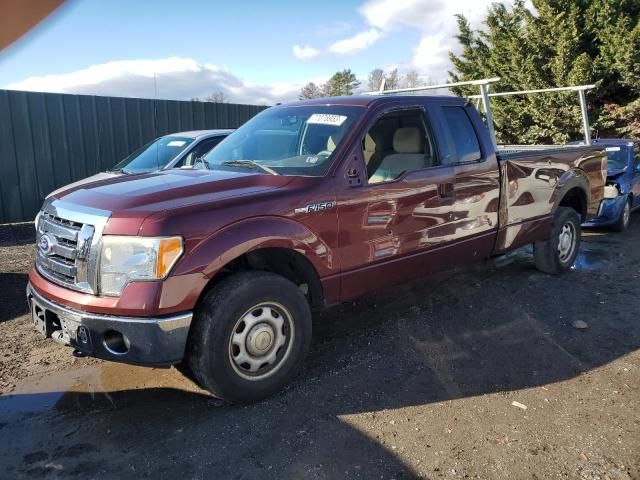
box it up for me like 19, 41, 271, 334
27, 95, 607, 402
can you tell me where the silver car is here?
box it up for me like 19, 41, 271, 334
48, 129, 233, 196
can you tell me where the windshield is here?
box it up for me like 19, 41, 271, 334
203, 105, 365, 176
606, 147, 628, 170
112, 136, 194, 174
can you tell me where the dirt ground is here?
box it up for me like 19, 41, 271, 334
0, 219, 639, 479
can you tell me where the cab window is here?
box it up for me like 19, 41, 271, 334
441, 107, 482, 164
363, 108, 436, 184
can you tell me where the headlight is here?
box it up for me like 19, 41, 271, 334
99, 236, 183, 296
603, 184, 620, 199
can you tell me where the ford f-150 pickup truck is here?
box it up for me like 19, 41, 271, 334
27, 93, 607, 402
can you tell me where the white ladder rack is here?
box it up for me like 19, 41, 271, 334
365, 78, 596, 147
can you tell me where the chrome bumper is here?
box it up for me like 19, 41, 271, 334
26, 283, 193, 366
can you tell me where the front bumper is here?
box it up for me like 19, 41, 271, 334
583, 197, 626, 227
26, 283, 193, 366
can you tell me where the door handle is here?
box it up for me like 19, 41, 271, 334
437, 183, 455, 198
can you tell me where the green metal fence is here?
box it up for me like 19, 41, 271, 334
0, 89, 267, 223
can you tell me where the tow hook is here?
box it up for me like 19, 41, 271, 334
72, 349, 88, 358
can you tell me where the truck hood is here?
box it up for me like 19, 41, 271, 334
53, 169, 296, 220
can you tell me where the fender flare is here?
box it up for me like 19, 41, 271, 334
173, 216, 335, 280
550, 169, 590, 217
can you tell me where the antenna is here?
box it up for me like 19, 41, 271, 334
154, 72, 159, 170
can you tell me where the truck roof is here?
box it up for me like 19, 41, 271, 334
285, 95, 467, 108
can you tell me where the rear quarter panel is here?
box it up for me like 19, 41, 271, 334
494, 147, 606, 252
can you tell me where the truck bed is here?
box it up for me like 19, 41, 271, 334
493, 144, 607, 253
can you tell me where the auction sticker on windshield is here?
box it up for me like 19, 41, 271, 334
307, 114, 348, 126
167, 140, 187, 147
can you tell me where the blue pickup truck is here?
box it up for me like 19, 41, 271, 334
577, 139, 640, 232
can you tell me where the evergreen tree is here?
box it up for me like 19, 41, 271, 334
323, 69, 361, 96
449, 0, 640, 143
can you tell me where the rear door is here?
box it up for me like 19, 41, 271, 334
429, 104, 501, 259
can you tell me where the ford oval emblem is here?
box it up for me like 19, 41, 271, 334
38, 234, 56, 256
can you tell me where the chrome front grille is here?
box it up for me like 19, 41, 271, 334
35, 198, 111, 295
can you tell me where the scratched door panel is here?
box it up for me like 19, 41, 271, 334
452, 157, 501, 259
336, 165, 456, 300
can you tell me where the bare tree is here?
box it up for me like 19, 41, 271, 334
402, 70, 422, 88
367, 68, 385, 91
205, 91, 229, 103
299, 82, 324, 100
384, 69, 399, 90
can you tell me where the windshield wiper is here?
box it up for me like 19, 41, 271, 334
220, 160, 279, 175
108, 168, 131, 174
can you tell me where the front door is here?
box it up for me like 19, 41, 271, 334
335, 106, 459, 301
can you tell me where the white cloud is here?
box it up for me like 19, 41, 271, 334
5, 57, 315, 105
329, 28, 382, 54
292, 44, 320, 60
411, 34, 451, 72
360, 0, 446, 30
352, 0, 520, 82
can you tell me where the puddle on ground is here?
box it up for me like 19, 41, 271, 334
572, 242, 609, 271
0, 362, 213, 419
490, 241, 610, 273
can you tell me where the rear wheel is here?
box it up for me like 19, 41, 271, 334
186, 271, 312, 403
534, 207, 581, 274
612, 197, 631, 232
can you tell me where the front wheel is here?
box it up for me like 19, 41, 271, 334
186, 271, 312, 403
612, 197, 631, 232
534, 207, 581, 274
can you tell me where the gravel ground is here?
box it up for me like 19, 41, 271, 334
0, 219, 639, 479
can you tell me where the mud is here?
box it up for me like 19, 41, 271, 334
1, 219, 639, 479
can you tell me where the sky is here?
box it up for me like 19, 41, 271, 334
0, 0, 510, 105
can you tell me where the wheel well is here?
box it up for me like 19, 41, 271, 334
201, 248, 324, 308
558, 187, 587, 221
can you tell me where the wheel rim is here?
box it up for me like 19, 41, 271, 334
557, 221, 577, 264
623, 201, 630, 227
228, 302, 294, 381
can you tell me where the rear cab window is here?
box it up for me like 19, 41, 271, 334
439, 107, 482, 164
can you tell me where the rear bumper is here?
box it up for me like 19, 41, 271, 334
583, 197, 626, 227
26, 283, 192, 366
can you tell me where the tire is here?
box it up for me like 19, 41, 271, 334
611, 197, 631, 232
186, 271, 312, 403
534, 207, 581, 274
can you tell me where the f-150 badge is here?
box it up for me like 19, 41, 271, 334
295, 201, 335, 214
